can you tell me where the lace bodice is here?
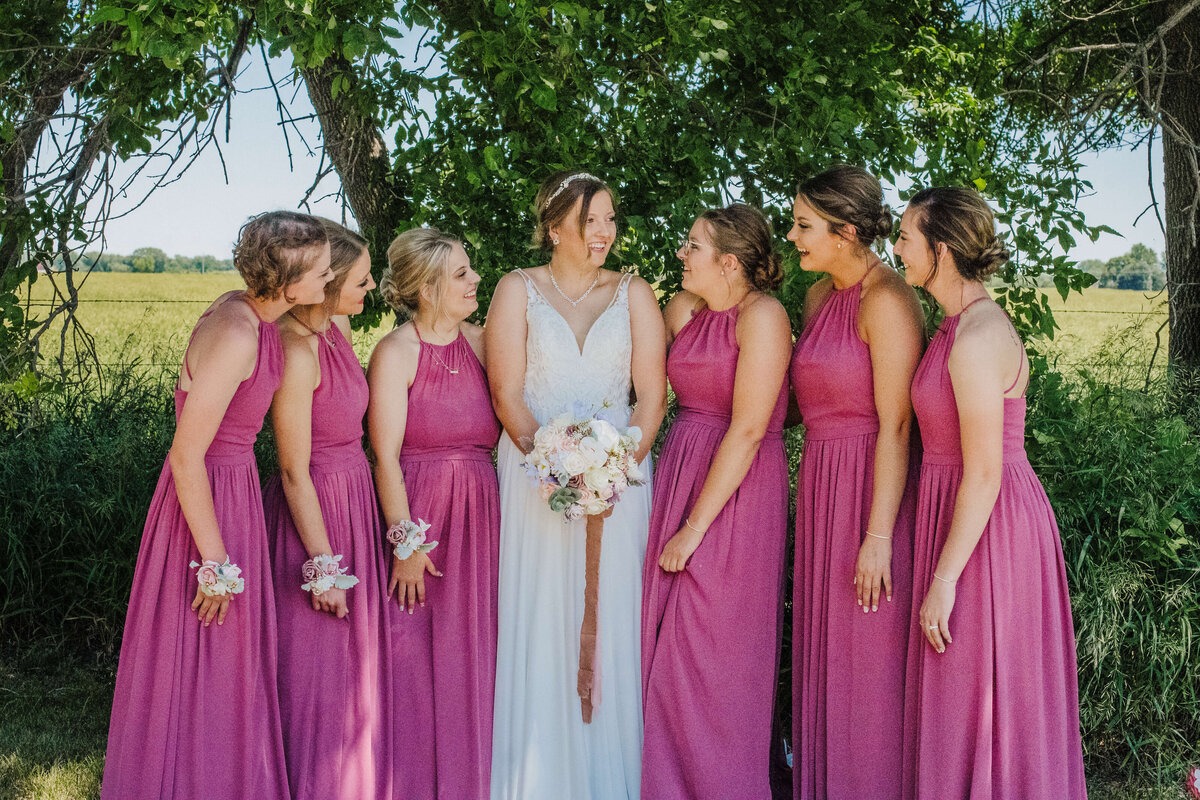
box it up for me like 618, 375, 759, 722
518, 269, 634, 427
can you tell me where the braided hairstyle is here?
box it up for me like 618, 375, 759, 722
795, 165, 893, 248
906, 187, 1010, 282
699, 203, 784, 292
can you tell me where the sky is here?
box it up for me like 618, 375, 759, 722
97, 56, 1167, 266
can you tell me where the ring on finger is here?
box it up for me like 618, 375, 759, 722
928, 624, 938, 630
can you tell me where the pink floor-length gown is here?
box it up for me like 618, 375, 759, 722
264, 323, 391, 800
388, 330, 501, 799
901, 308, 1087, 800
791, 277, 917, 799
641, 304, 789, 800
102, 296, 289, 800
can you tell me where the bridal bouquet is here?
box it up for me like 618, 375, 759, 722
522, 408, 645, 522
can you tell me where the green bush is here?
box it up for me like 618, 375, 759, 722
0, 366, 176, 656
1027, 350, 1200, 783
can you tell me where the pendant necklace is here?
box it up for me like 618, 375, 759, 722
288, 310, 336, 348
548, 264, 601, 308
415, 323, 460, 374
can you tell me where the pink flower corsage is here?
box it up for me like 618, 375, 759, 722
300, 553, 359, 596
1186, 765, 1200, 799
386, 519, 438, 560
189, 557, 245, 597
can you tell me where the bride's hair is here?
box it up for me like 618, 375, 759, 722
532, 170, 619, 254
699, 204, 783, 292
381, 227, 460, 319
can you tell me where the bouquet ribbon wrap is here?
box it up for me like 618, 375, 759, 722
578, 514, 603, 723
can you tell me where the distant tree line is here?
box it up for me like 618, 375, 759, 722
73, 248, 234, 274
1077, 244, 1166, 291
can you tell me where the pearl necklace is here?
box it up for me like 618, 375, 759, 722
548, 264, 601, 308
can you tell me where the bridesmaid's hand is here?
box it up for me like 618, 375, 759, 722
311, 587, 350, 619
854, 537, 893, 612
191, 586, 231, 627
658, 525, 704, 573
918, 580, 956, 653
389, 552, 442, 614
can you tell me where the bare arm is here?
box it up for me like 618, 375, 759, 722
271, 333, 351, 618
919, 314, 1010, 651
167, 308, 258, 625
658, 297, 792, 571
484, 272, 539, 452
854, 280, 925, 610
626, 277, 667, 463
366, 328, 438, 612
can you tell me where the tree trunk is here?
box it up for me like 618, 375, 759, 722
1160, 1, 1200, 393
300, 57, 409, 285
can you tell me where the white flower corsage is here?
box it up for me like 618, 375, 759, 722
189, 557, 245, 597
300, 553, 359, 596
386, 519, 438, 560
1186, 765, 1200, 799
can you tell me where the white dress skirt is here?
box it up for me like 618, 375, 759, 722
490, 271, 650, 800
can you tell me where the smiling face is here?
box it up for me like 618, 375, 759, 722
894, 207, 937, 288
551, 191, 616, 268
427, 242, 480, 323
331, 249, 376, 316
676, 218, 728, 298
785, 195, 849, 273
286, 242, 334, 305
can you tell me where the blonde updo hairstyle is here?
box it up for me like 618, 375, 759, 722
531, 170, 619, 254
699, 203, 784, 292
907, 187, 1010, 283
380, 227, 461, 320
314, 218, 368, 316
795, 165, 894, 249
233, 210, 328, 302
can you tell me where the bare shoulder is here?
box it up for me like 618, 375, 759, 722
191, 296, 259, 356
491, 269, 532, 308
369, 322, 420, 372
738, 293, 791, 338
663, 290, 702, 334
624, 273, 657, 302
949, 303, 1016, 371
861, 267, 923, 325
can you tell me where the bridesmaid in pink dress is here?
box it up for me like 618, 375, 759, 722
895, 187, 1087, 799
368, 227, 501, 799
102, 211, 332, 800
264, 220, 390, 799
786, 166, 924, 800
641, 204, 792, 799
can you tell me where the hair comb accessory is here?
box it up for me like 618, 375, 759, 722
543, 173, 600, 209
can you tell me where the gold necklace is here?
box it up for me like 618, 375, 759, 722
415, 323, 460, 374
288, 310, 336, 348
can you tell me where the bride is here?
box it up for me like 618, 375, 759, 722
486, 171, 667, 800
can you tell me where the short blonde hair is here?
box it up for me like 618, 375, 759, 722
233, 211, 327, 301
380, 227, 460, 319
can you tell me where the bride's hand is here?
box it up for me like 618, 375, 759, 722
389, 551, 442, 614
658, 524, 704, 573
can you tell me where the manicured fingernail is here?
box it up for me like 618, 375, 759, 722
872, 605, 878, 612
863, 606, 868, 613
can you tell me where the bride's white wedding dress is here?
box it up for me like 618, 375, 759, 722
491, 269, 650, 800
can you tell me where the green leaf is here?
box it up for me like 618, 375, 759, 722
531, 84, 557, 111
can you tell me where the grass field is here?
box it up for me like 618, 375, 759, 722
8, 273, 1183, 800
23, 272, 1171, 375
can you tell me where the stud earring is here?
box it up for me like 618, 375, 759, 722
837, 243, 843, 249
552, 236, 560, 245
720, 269, 725, 275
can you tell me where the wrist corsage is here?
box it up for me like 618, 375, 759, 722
386, 519, 438, 560
301, 553, 359, 596
189, 557, 245, 597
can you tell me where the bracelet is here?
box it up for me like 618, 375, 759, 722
386, 519, 438, 560
301, 553, 360, 596
932, 571, 957, 585
189, 557, 245, 597
865, 531, 892, 541
684, 517, 706, 534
